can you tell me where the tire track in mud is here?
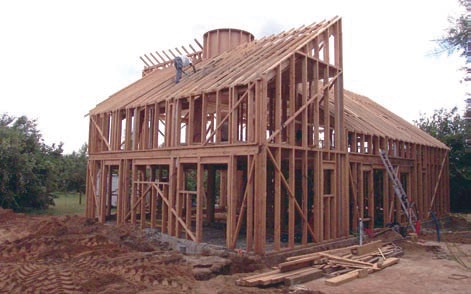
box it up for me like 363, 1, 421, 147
0, 214, 195, 293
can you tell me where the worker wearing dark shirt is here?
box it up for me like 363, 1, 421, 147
174, 55, 196, 83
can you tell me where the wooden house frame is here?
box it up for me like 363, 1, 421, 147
86, 17, 449, 254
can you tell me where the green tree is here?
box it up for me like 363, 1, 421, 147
436, 0, 469, 57
59, 143, 87, 194
0, 114, 63, 210
415, 107, 471, 211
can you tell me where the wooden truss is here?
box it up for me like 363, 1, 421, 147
140, 39, 203, 76
86, 17, 449, 255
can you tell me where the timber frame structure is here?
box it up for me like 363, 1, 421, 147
86, 17, 449, 254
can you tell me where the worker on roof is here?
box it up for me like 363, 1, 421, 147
174, 55, 196, 83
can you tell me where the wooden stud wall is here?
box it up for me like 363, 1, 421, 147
86, 18, 449, 255
346, 131, 450, 232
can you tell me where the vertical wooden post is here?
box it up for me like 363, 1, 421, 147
220, 170, 227, 209
168, 158, 176, 236
215, 90, 221, 143
99, 162, 107, 223
302, 150, 308, 244
153, 103, 160, 148
416, 146, 423, 220
132, 108, 139, 150
175, 161, 183, 238
248, 85, 255, 143
102, 113, 110, 151
188, 96, 195, 144
199, 94, 206, 144
88, 162, 94, 219
123, 160, 131, 224
323, 30, 330, 150
88, 117, 94, 153
94, 162, 99, 218
411, 149, 418, 217
185, 191, 191, 239
196, 162, 204, 242
288, 150, 295, 248
383, 167, 389, 227
125, 109, 132, 150
246, 155, 254, 252
332, 158, 339, 238
368, 169, 374, 230
206, 166, 216, 224
275, 65, 282, 144
342, 154, 349, 236
85, 163, 91, 218
254, 148, 267, 254
175, 99, 182, 146
143, 107, 149, 149
313, 62, 320, 147
106, 165, 112, 217
85, 164, 92, 218
335, 74, 344, 151
230, 87, 238, 144
117, 162, 122, 223
254, 78, 267, 254
289, 55, 295, 146
425, 147, 430, 215
161, 183, 168, 232
166, 101, 173, 147
314, 152, 322, 242
150, 166, 157, 229
274, 147, 281, 251
140, 167, 147, 229
302, 55, 308, 148
358, 165, 364, 229
227, 155, 238, 249
111, 111, 117, 150
273, 65, 282, 251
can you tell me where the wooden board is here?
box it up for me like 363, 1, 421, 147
279, 255, 323, 272
325, 268, 368, 286
284, 268, 324, 286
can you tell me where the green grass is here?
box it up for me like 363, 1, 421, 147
30, 192, 85, 216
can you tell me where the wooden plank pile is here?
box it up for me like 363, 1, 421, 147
236, 240, 403, 287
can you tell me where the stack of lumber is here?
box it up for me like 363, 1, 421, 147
236, 240, 403, 287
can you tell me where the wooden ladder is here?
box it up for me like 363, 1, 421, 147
379, 149, 417, 233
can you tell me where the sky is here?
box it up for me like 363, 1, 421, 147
0, 0, 466, 154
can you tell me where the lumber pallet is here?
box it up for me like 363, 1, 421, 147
237, 243, 402, 288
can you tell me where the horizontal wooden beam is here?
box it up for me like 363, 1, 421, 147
89, 144, 260, 160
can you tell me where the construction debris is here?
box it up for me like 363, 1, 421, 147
236, 241, 403, 287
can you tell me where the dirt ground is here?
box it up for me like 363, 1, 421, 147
303, 239, 471, 294
0, 208, 470, 293
0, 208, 267, 293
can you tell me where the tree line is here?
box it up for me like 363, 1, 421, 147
415, 108, 470, 211
0, 114, 86, 211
